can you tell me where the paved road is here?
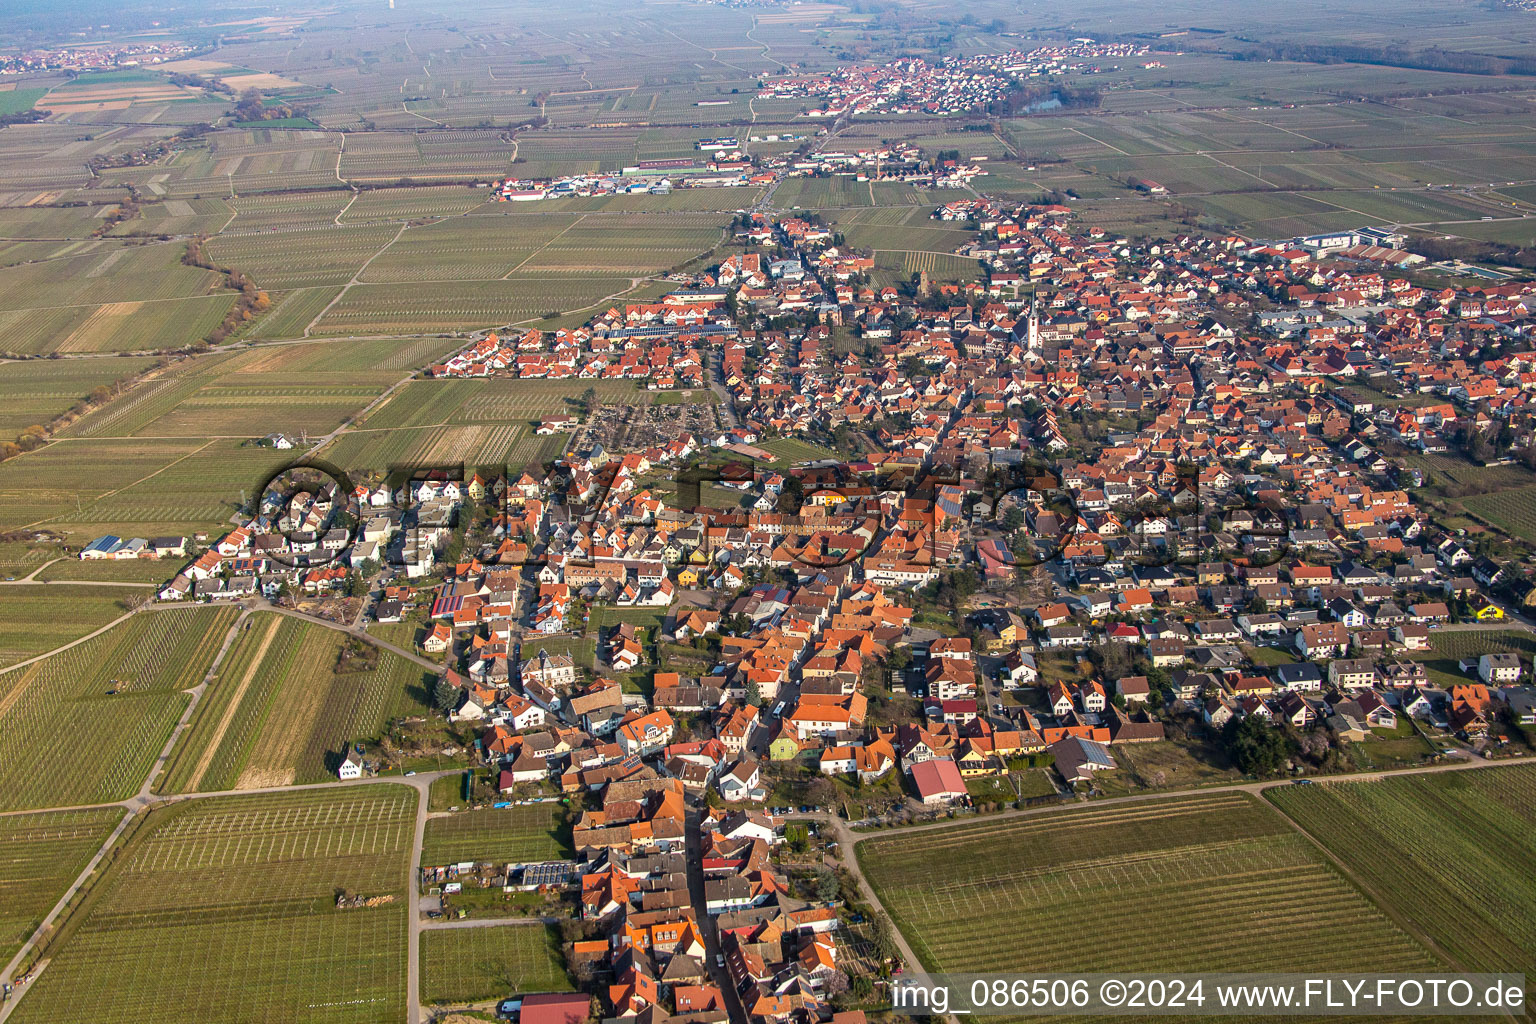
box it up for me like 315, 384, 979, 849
708, 348, 740, 429
686, 807, 749, 1024
419, 916, 559, 931
402, 773, 434, 1024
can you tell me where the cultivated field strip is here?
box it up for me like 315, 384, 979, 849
161, 614, 433, 793
421, 925, 572, 1004
0, 607, 236, 811
1269, 766, 1536, 976
7, 788, 414, 1024
0, 808, 126, 965
420, 804, 571, 866
858, 793, 1443, 1021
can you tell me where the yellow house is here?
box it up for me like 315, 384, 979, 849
1474, 602, 1505, 621
676, 566, 700, 587
955, 744, 999, 777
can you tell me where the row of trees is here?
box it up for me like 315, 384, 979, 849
184, 235, 271, 343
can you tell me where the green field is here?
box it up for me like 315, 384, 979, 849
858, 793, 1440, 994
9, 787, 415, 1024
421, 924, 573, 1005
34, 558, 183, 584
0, 585, 133, 667
420, 803, 573, 866
0, 355, 157, 438
0, 87, 48, 115
1268, 766, 1536, 976
1462, 485, 1536, 539
759, 436, 842, 467
160, 612, 434, 793
1409, 629, 1536, 688
0, 607, 236, 811
0, 807, 125, 964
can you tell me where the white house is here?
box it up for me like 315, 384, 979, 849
338, 750, 364, 780
717, 759, 763, 802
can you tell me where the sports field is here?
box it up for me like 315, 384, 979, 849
421, 924, 573, 1004
160, 612, 434, 793
7, 787, 416, 1024
858, 793, 1440, 991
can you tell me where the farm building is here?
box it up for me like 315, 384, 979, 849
909, 758, 966, 804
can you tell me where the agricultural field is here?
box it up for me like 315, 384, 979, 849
833, 206, 979, 255
159, 613, 434, 793
0, 606, 236, 811
871, 250, 981, 288
1408, 629, 1536, 689
0, 203, 122, 240
1461, 484, 1536, 539
0, 807, 126, 964
1403, 453, 1536, 495
34, 557, 185, 584
337, 130, 515, 183
0, 585, 134, 668
1, 434, 292, 544
1268, 765, 1536, 976
858, 793, 1441, 992
0, 355, 157, 439
0, 538, 60, 582
205, 223, 403, 290
71, 350, 400, 439
0, 293, 238, 357
319, 422, 570, 475
8, 787, 415, 1024
420, 803, 573, 867
758, 437, 841, 467
358, 214, 586, 283
309, 275, 642, 335
338, 185, 491, 223
224, 190, 354, 233
129, 130, 344, 198
356, 377, 658, 430
0, 242, 221, 317
421, 924, 572, 1005
108, 197, 234, 238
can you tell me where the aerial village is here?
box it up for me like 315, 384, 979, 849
756, 43, 1153, 118
105, 179, 1536, 1024
480, 44, 1160, 203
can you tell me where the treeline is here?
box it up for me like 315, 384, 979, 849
168, 72, 234, 96
1231, 42, 1536, 77
88, 122, 215, 172
986, 82, 1102, 116
233, 87, 300, 123
183, 236, 271, 343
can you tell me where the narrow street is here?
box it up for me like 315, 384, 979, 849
685, 807, 749, 1024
